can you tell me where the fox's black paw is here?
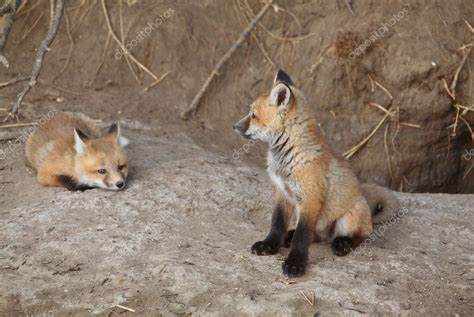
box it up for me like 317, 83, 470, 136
283, 229, 295, 248
57, 175, 94, 191
251, 240, 279, 255
282, 252, 307, 277
331, 237, 353, 256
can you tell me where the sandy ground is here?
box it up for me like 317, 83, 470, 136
0, 125, 473, 316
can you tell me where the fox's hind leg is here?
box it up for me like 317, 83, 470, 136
37, 167, 64, 188
251, 190, 294, 255
331, 200, 373, 256
37, 167, 91, 191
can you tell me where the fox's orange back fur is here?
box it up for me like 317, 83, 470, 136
26, 112, 129, 191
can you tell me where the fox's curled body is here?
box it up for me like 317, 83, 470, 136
26, 112, 129, 191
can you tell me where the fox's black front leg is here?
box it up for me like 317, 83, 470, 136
251, 202, 286, 255
57, 175, 94, 191
282, 204, 318, 277
282, 220, 313, 277
283, 229, 295, 247
252, 194, 293, 255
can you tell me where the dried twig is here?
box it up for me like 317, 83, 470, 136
459, 116, 473, 140
299, 290, 315, 306
343, 108, 393, 159
458, 42, 473, 51
53, 10, 74, 81
100, 0, 159, 82
142, 71, 170, 93
114, 304, 135, 313
17, 12, 44, 45
368, 102, 391, 116
374, 79, 393, 100
16, 0, 42, 17
464, 164, 473, 179
181, 0, 274, 120
4, 0, 65, 122
279, 278, 296, 285
237, 1, 277, 68
442, 78, 455, 100
451, 106, 460, 135
309, 42, 331, 75
368, 74, 375, 93
345, 0, 355, 16
240, 0, 310, 44
70, 0, 96, 34
400, 122, 421, 128
252, 33, 277, 68
450, 46, 472, 99
119, 0, 141, 84
455, 104, 474, 113
384, 124, 395, 185
91, 32, 111, 83
0, 122, 37, 129
0, 76, 28, 89
464, 19, 474, 34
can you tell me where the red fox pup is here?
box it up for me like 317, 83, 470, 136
233, 70, 399, 277
26, 112, 129, 191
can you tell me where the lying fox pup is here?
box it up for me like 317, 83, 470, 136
26, 112, 129, 191
233, 70, 399, 277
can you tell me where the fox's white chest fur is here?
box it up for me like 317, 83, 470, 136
267, 151, 301, 204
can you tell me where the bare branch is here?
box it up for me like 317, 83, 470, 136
0, 0, 21, 68
4, 0, 65, 121
0, 75, 28, 88
181, 0, 274, 120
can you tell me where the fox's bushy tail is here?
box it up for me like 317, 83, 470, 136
361, 183, 400, 220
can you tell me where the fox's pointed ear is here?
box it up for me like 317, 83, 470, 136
73, 128, 88, 154
273, 69, 294, 87
107, 123, 129, 148
270, 83, 292, 107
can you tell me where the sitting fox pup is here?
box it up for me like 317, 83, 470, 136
233, 70, 399, 277
26, 112, 129, 191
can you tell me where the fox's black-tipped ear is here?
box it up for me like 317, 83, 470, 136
108, 123, 118, 134
273, 69, 294, 87
75, 128, 89, 141
270, 83, 292, 107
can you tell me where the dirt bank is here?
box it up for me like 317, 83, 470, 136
0, 0, 473, 193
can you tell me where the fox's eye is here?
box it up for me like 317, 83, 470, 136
118, 164, 126, 171
97, 168, 107, 175
251, 113, 257, 119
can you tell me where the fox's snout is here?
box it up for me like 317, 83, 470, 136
233, 115, 250, 138
106, 179, 126, 191
116, 181, 125, 189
